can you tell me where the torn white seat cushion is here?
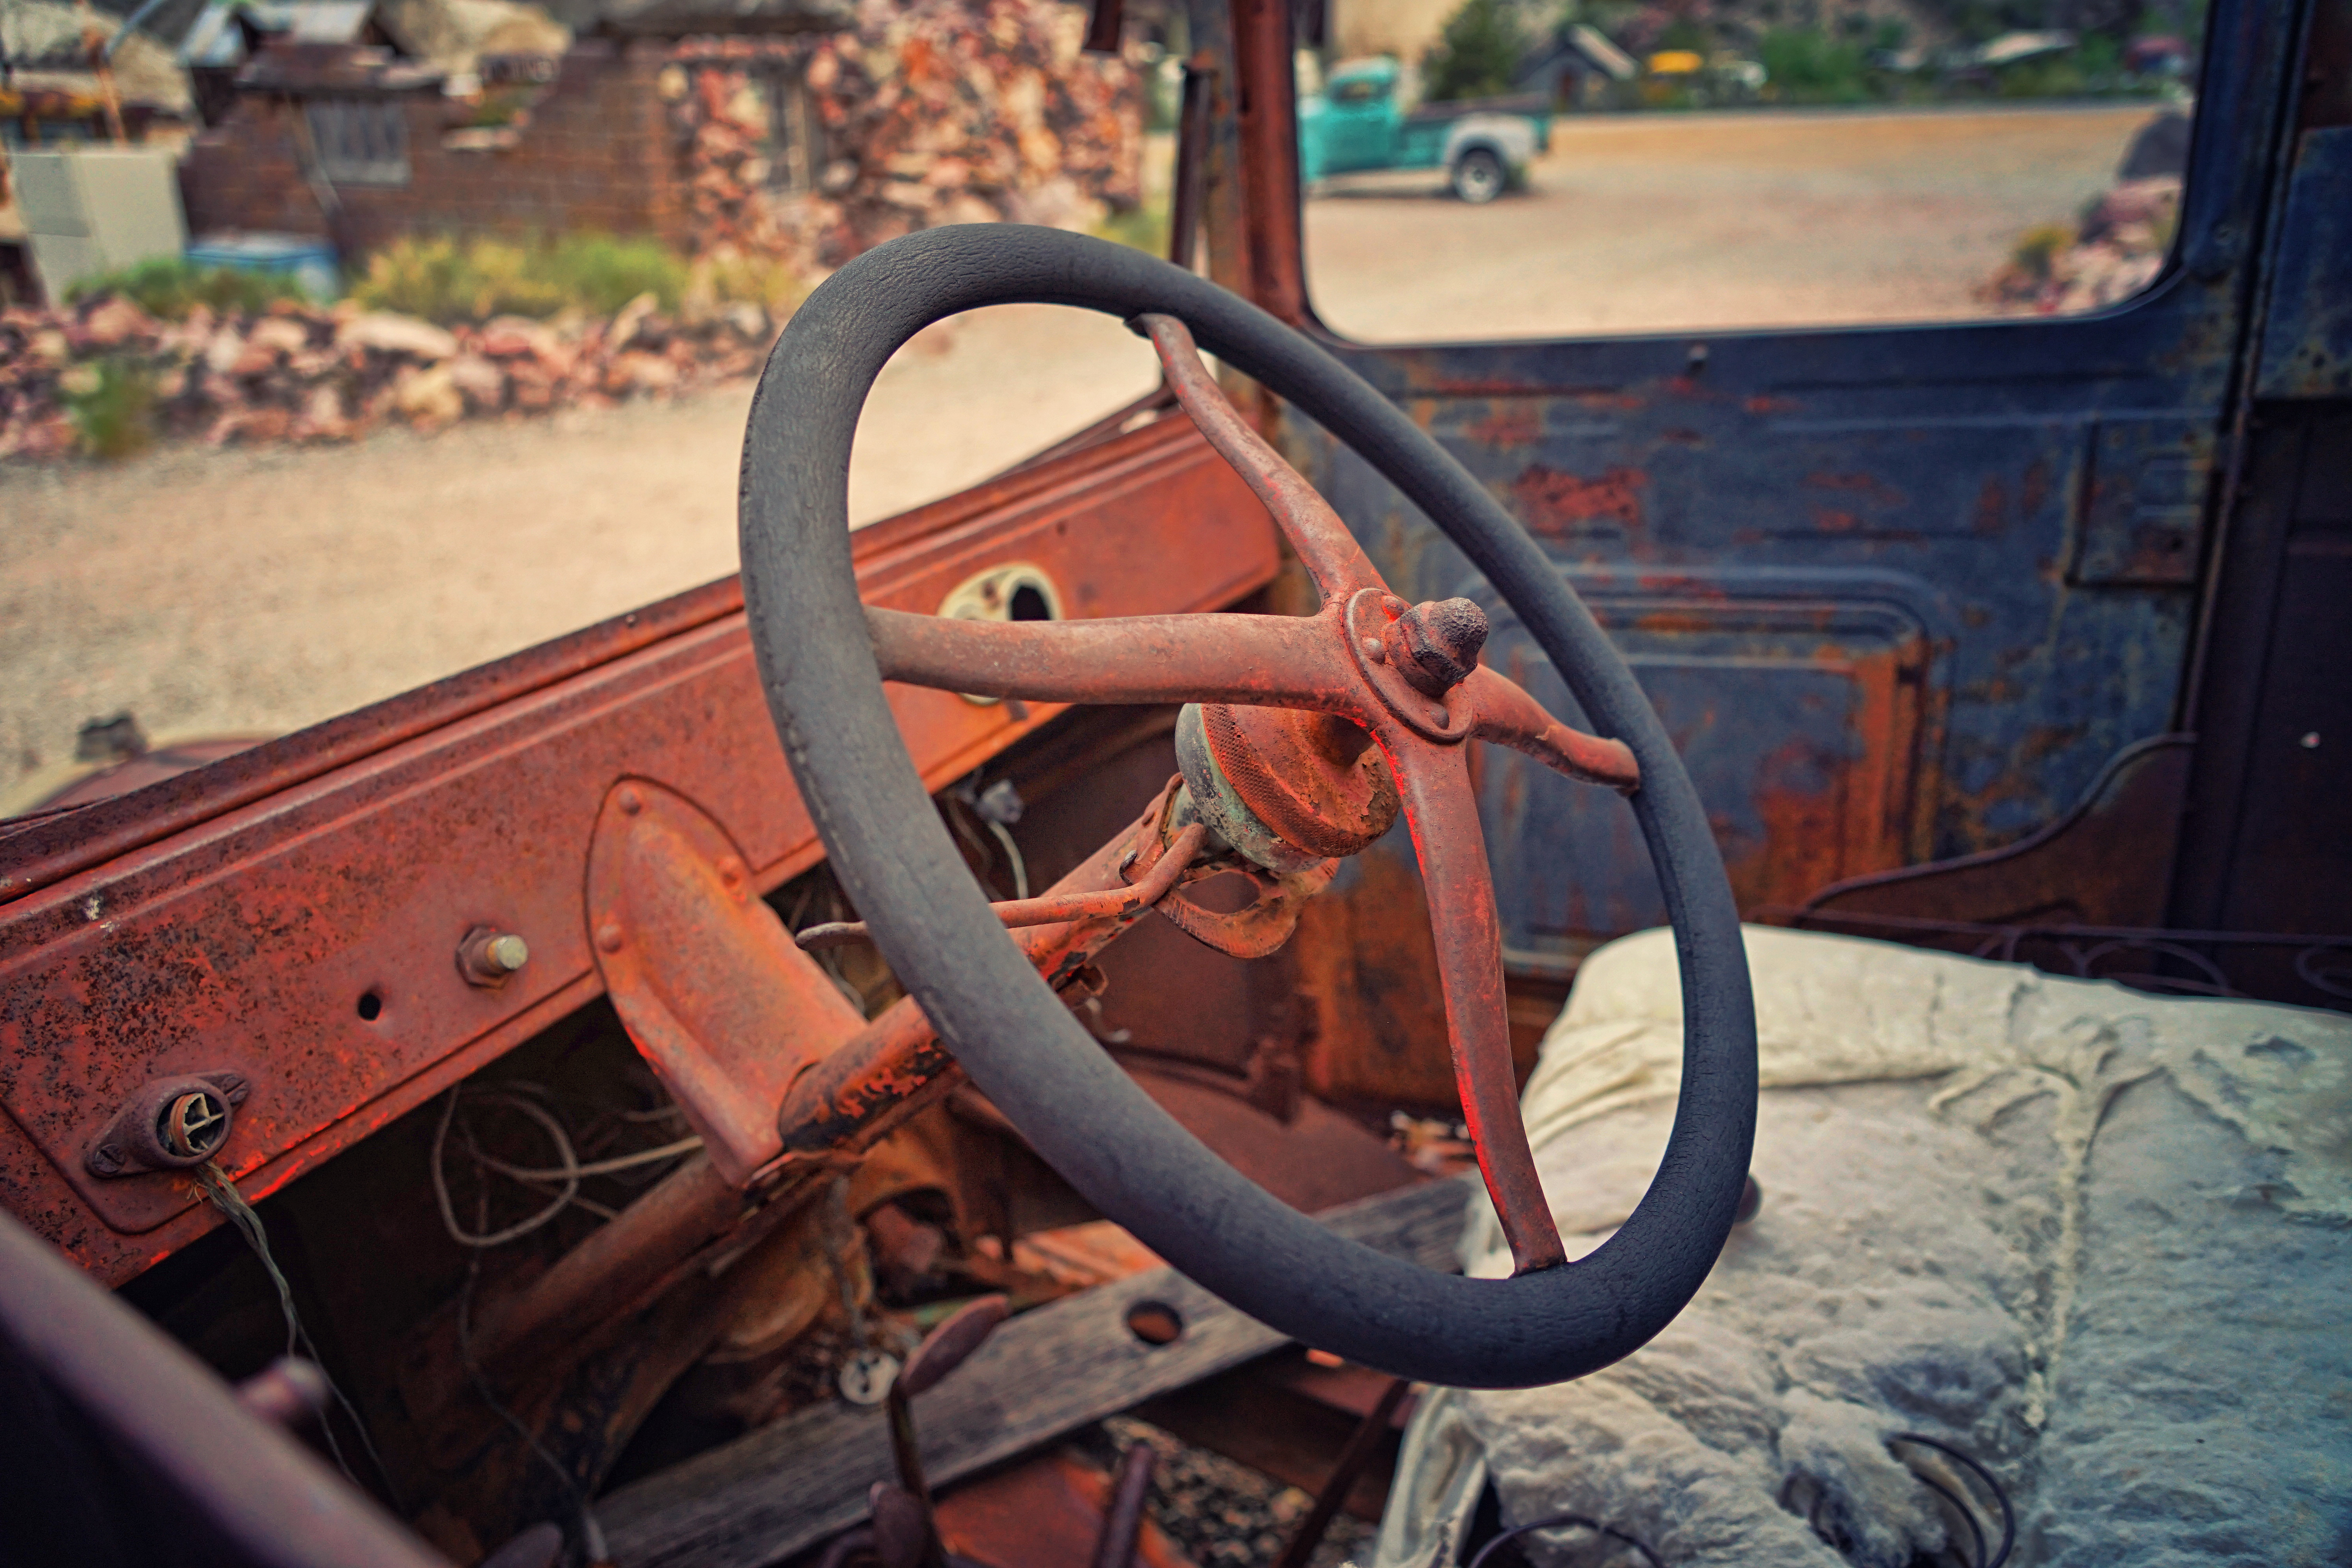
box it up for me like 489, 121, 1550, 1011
1371, 926, 2352, 1568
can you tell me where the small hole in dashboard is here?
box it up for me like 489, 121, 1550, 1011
356, 991, 384, 1021
1125, 1301, 1184, 1346
1009, 583, 1053, 621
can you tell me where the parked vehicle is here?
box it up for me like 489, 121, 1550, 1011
1298, 55, 1548, 203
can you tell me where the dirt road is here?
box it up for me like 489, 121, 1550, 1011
1306, 102, 2163, 340
1, 103, 2163, 808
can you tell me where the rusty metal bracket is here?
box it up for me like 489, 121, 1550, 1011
586, 780, 868, 1187
1123, 773, 1337, 961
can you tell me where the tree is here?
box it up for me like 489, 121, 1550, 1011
1422, 0, 1531, 103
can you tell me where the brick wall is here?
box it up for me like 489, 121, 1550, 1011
179, 40, 691, 256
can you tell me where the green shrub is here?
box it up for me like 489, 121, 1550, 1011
686, 247, 808, 317
350, 232, 693, 325
1422, 0, 1529, 103
2009, 222, 2076, 280
60, 358, 158, 460
1656, 17, 1710, 52
1995, 52, 2086, 98
1758, 28, 1873, 103
1090, 201, 1170, 259
540, 233, 693, 316
65, 256, 313, 319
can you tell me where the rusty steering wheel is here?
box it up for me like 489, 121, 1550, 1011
740, 226, 1756, 1389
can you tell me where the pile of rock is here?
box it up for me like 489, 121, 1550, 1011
668, 0, 1145, 272
1982, 175, 2183, 315
0, 290, 780, 461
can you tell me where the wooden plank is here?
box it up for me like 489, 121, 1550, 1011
597, 1176, 1475, 1568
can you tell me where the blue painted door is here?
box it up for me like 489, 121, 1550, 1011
1283, 2, 2307, 989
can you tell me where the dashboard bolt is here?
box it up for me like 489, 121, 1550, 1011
458, 927, 531, 986
596, 921, 625, 954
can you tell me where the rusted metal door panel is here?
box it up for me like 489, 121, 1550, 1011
1472, 588, 1933, 964
0, 419, 1279, 1283
2074, 417, 2219, 586
1282, 575, 1932, 1097
1306, 387, 2206, 864
2254, 125, 2352, 399
1270, 0, 2309, 999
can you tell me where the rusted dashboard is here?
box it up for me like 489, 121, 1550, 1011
0, 416, 1279, 1287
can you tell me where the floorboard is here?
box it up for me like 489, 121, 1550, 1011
596, 1175, 1474, 1568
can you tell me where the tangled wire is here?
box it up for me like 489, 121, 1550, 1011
430, 1083, 702, 1249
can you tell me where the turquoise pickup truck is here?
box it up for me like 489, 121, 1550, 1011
1298, 56, 1551, 203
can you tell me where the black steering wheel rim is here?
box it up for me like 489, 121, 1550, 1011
738, 224, 1756, 1389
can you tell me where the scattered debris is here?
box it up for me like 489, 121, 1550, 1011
1981, 174, 2181, 315
1101, 1416, 1375, 1568
0, 288, 781, 461
669, 0, 1146, 272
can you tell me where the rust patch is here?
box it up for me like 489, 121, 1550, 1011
1804, 470, 1909, 510
2020, 723, 2089, 766
1814, 509, 1861, 533
1289, 850, 1454, 1112
1633, 608, 1719, 634
1511, 464, 1648, 537
1974, 475, 2009, 537
1466, 404, 1541, 451
1719, 738, 1848, 913
2020, 457, 2052, 517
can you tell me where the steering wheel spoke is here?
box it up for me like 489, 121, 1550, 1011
1382, 730, 1568, 1274
1138, 314, 1379, 604
1463, 666, 1642, 793
865, 605, 1357, 713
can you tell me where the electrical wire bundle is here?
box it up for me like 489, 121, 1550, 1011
429, 1082, 701, 1249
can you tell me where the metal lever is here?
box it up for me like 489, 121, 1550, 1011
884, 1295, 1011, 1567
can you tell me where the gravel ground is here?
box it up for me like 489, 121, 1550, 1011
0, 105, 2162, 809
1304, 102, 2163, 341
0, 304, 1159, 809
1098, 1416, 1376, 1568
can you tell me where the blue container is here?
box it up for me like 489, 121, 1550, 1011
184, 233, 341, 301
